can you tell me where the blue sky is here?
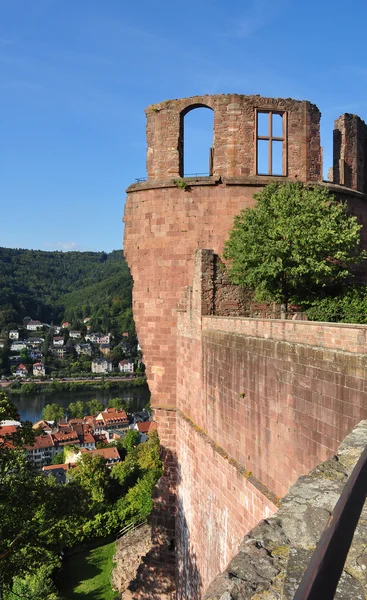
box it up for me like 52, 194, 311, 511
1, 0, 367, 252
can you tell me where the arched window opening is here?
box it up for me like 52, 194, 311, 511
180, 106, 214, 177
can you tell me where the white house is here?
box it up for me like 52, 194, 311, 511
9, 330, 19, 340
53, 337, 64, 346
91, 358, 113, 374
119, 359, 134, 374
15, 364, 28, 378
28, 338, 44, 348
85, 332, 111, 345
27, 320, 43, 331
75, 343, 92, 356
69, 330, 82, 339
10, 341, 27, 352
33, 362, 46, 377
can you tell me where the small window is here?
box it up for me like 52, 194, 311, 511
256, 111, 286, 176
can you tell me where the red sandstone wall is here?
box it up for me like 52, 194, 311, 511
175, 415, 276, 599
123, 93, 367, 599
145, 94, 321, 181
173, 251, 367, 597
124, 182, 262, 407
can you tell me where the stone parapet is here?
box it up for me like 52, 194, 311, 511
202, 315, 367, 354
204, 420, 367, 599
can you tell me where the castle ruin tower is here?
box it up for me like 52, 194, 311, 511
123, 93, 323, 597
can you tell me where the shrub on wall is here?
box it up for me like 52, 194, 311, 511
306, 286, 367, 323
223, 183, 366, 316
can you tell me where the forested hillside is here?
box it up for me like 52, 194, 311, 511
0, 248, 134, 337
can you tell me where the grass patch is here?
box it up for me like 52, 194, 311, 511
58, 541, 119, 600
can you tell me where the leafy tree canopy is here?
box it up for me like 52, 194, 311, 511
51, 450, 65, 465
0, 393, 34, 447
107, 397, 127, 411
68, 453, 110, 505
85, 399, 104, 416
67, 400, 85, 419
41, 404, 65, 423
223, 183, 366, 311
121, 429, 140, 452
0, 248, 135, 341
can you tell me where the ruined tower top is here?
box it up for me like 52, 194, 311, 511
144, 93, 322, 183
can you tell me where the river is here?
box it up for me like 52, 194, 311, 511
9, 385, 151, 423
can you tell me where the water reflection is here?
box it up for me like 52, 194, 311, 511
9, 385, 150, 422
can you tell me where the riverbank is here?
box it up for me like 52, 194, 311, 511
5, 376, 146, 395
10, 384, 150, 422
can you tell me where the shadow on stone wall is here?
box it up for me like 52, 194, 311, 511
122, 447, 177, 599
176, 461, 202, 600
123, 448, 203, 600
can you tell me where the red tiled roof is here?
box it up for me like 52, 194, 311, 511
97, 409, 128, 425
90, 447, 120, 461
43, 463, 74, 471
52, 431, 80, 446
82, 432, 96, 444
0, 425, 18, 436
25, 434, 54, 451
68, 418, 84, 425
136, 421, 157, 434
32, 420, 52, 431
0, 438, 15, 449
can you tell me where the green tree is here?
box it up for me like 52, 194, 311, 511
41, 403, 65, 423
68, 454, 110, 505
4, 565, 61, 600
67, 400, 85, 419
109, 345, 126, 367
111, 452, 141, 494
107, 397, 127, 411
0, 395, 87, 593
0, 393, 34, 447
0, 449, 88, 594
51, 450, 65, 465
118, 471, 161, 525
122, 429, 140, 452
223, 183, 366, 315
19, 347, 31, 368
85, 399, 104, 416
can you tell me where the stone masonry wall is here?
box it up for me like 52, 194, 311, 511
145, 94, 321, 180
204, 420, 367, 600
123, 94, 367, 599
333, 113, 367, 192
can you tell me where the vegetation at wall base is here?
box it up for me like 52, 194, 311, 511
57, 541, 118, 600
223, 183, 366, 314
0, 393, 162, 597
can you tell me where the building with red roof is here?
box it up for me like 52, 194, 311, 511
95, 408, 129, 430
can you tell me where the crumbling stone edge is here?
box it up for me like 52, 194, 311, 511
204, 420, 367, 600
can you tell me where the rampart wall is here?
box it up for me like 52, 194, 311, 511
174, 250, 367, 597
123, 93, 367, 598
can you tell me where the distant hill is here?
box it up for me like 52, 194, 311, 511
0, 248, 134, 338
